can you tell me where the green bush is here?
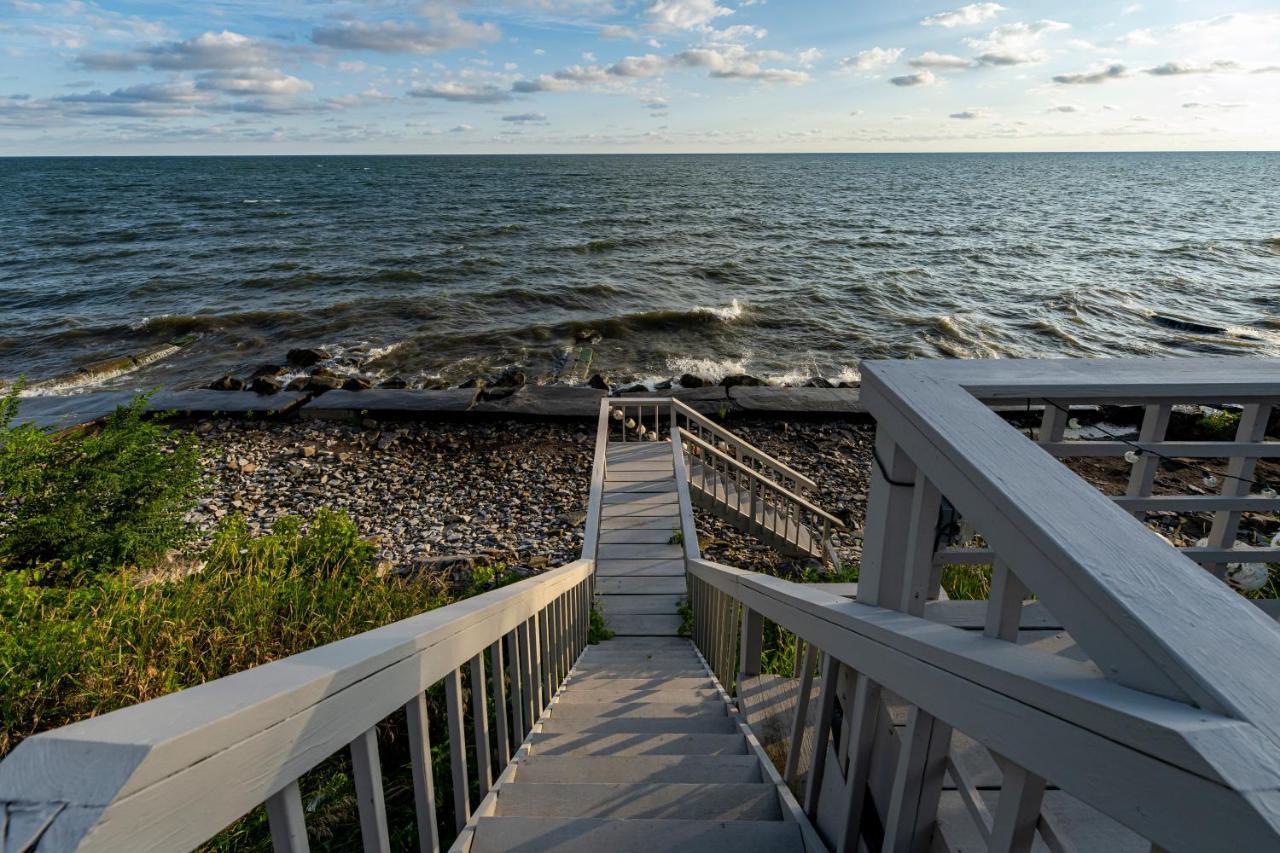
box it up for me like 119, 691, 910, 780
0, 390, 202, 579
1198, 409, 1241, 441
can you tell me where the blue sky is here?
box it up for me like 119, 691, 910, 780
1, 1, 1277, 153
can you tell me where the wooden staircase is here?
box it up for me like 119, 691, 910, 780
470, 637, 808, 852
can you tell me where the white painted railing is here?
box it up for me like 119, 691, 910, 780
670, 398, 818, 494
0, 560, 594, 852
678, 428, 844, 568
686, 357, 1280, 853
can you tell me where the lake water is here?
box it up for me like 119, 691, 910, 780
2, 152, 1278, 391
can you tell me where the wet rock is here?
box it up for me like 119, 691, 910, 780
305, 374, 343, 393
342, 377, 374, 392
620, 383, 648, 394
493, 369, 527, 388
311, 366, 340, 379
250, 376, 283, 395
655, 379, 673, 391
805, 377, 834, 388
678, 373, 706, 388
587, 373, 610, 390
252, 364, 287, 379
378, 376, 409, 389
720, 374, 765, 388
287, 347, 330, 367
459, 376, 487, 389
209, 375, 246, 391
285, 377, 308, 391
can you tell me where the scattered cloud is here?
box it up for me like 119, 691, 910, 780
1144, 60, 1240, 77
1053, 64, 1127, 85
197, 68, 313, 96
966, 20, 1070, 66
920, 3, 1004, 29
796, 47, 822, 68
841, 47, 903, 72
409, 81, 513, 103
312, 15, 498, 55
673, 45, 809, 82
1047, 104, 1079, 113
76, 30, 282, 71
889, 69, 935, 87
949, 108, 987, 119
1117, 28, 1156, 47
644, 0, 732, 33
1181, 101, 1244, 110
908, 51, 973, 69
502, 111, 548, 122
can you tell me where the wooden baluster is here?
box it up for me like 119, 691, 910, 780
490, 642, 510, 769
469, 654, 492, 798
835, 672, 883, 853
539, 606, 553, 709
1125, 404, 1171, 516
986, 560, 1029, 641
506, 632, 525, 747
518, 620, 536, 733
739, 606, 763, 681
266, 780, 309, 853
1205, 403, 1271, 575
803, 652, 840, 818
901, 471, 942, 617
350, 727, 390, 853
748, 477, 758, 537
445, 668, 470, 834
883, 706, 951, 853
784, 640, 818, 788
988, 756, 1048, 853
405, 692, 441, 853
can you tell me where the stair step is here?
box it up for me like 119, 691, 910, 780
529, 732, 747, 755
494, 782, 781, 820
596, 576, 685, 594
599, 529, 683, 545
570, 668, 709, 679
513, 755, 763, 784
605, 614, 683, 635
566, 677, 713, 692
471, 817, 802, 853
548, 702, 726, 719
595, 559, 685, 576
556, 688, 720, 704
539, 715, 737, 735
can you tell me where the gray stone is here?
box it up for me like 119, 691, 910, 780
587, 374, 610, 390
678, 373, 706, 388
251, 376, 283, 395
209, 375, 246, 391
472, 386, 606, 418
342, 376, 374, 391
720, 374, 765, 388
287, 347, 329, 367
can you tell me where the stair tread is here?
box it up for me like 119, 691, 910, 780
471, 817, 803, 853
530, 732, 747, 756
540, 715, 737, 735
514, 754, 763, 784
548, 701, 725, 719
494, 782, 781, 820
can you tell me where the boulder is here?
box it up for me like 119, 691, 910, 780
655, 379, 673, 390
678, 373, 706, 388
720, 374, 765, 388
287, 347, 330, 367
251, 364, 286, 379
587, 373, 610, 390
250, 375, 283, 395
805, 376, 834, 388
285, 377, 308, 391
459, 376, 487, 389
342, 376, 374, 391
305, 374, 344, 393
620, 383, 649, 394
209, 375, 246, 391
493, 369, 527, 388
377, 376, 409, 389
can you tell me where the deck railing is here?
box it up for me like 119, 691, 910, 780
685, 357, 1280, 853
677, 428, 843, 568
670, 398, 818, 494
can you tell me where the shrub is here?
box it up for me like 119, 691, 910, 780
1198, 409, 1241, 441
0, 390, 202, 579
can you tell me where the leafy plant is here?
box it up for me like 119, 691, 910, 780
0, 389, 202, 579
1198, 409, 1241, 441
676, 597, 693, 637
587, 597, 614, 644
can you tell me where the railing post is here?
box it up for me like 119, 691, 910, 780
1205, 403, 1271, 574
988, 756, 1048, 853
900, 470, 941, 616
518, 619, 536, 732
784, 640, 818, 788
1125, 403, 1171, 508
404, 692, 441, 853
469, 654, 492, 798
491, 641, 510, 768
506, 630, 525, 746
445, 667, 470, 833
350, 727, 390, 853
266, 780, 309, 853
835, 673, 883, 853
883, 706, 951, 853
803, 652, 840, 819
860, 430, 918, 608
738, 606, 763, 680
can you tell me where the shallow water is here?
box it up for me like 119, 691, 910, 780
2, 152, 1278, 390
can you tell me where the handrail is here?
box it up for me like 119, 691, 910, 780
685, 556, 1280, 851
0, 559, 595, 852
670, 397, 818, 492
581, 396, 612, 560
679, 427, 844, 529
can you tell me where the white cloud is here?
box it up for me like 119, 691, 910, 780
502, 111, 547, 122
1117, 28, 1156, 47
409, 80, 513, 102
920, 3, 1004, 28
966, 20, 1070, 66
889, 69, 936, 87
797, 47, 821, 67
712, 24, 767, 42
673, 45, 809, 82
197, 68, 313, 96
77, 30, 281, 71
645, 0, 732, 32
1182, 102, 1244, 110
1144, 60, 1240, 76
908, 51, 972, 69
312, 14, 498, 54
1047, 104, 1079, 113
949, 108, 988, 119
1053, 64, 1127, 85
600, 25, 638, 40
841, 47, 903, 72
511, 52, 665, 92
449, 123, 474, 132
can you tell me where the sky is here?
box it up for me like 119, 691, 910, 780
1, 0, 1278, 154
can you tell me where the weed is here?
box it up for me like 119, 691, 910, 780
588, 597, 614, 644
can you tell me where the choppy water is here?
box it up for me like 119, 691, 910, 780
2, 153, 1279, 391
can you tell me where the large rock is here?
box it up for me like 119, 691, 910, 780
251, 364, 286, 379
250, 375, 283, 395
720, 374, 765, 388
342, 376, 374, 391
493, 369, 527, 388
209, 375, 246, 391
678, 373, 706, 388
587, 373, 610, 390
305, 374, 344, 393
378, 376, 409, 389
287, 347, 330, 367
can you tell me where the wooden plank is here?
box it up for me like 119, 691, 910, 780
350, 728, 390, 853
445, 668, 470, 834
597, 559, 686, 577
595, 544, 683, 560
1040, 441, 1280, 458
599, 515, 682, 530
469, 655, 492, 798
882, 706, 951, 853
598, 529, 682, 545
599, 595, 683, 615
987, 757, 1047, 853
404, 693, 440, 853
607, 614, 683, 636
490, 642, 510, 769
